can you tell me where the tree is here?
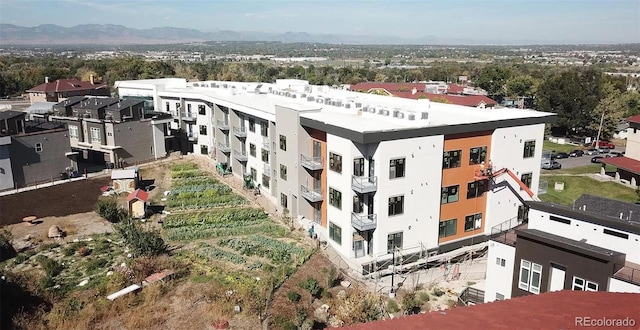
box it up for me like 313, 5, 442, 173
475, 65, 511, 98
588, 83, 625, 140
505, 75, 539, 98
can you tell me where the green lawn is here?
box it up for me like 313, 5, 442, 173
539, 175, 637, 206
543, 164, 605, 175
543, 140, 580, 153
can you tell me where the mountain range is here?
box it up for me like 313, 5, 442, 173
0, 24, 571, 45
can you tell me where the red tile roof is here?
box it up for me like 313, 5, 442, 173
126, 188, 149, 203
351, 82, 427, 93
26, 79, 107, 93
343, 291, 640, 330
628, 114, 640, 124
600, 156, 640, 174
447, 83, 465, 94
392, 91, 497, 107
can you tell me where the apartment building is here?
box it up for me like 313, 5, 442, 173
115, 78, 555, 273
485, 195, 640, 303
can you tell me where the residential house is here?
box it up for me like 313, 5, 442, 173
600, 114, 640, 186
26, 76, 109, 105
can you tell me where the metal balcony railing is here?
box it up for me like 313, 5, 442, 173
234, 149, 248, 162
217, 120, 230, 130
351, 175, 377, 194
351, 213, 377, 231
458, 287, 485, 306
300, 154, 323, 171
182, 112, 196, 121
233, 126, 247, 138
301, 185, 323, 202
217, 142, 231, 153
613, 263, 640, 286
490, 217, 526, 246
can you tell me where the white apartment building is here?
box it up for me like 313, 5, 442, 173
115, 78, 555, 274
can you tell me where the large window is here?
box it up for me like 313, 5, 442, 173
280, 164, 287, 181
200, 145, 208, 155
329, 188, 342, 209
90, 127, 101, 143
250, 167, 257, 181
249, 118, 256, 132
329, 222, 342, 245
469, 146, 487, 165
521, 173, 532, 189
261, 148, 269, 162
165, 102, 170, 112
464, 213, 482, 232
353, 195, 364, 213
441, 185, 459, 204
199, 125, 207, 136
198, 104, 206, 115
443, 150, 462, 169
523, 140, 536, 158
467, 180, 486, 199
439, 219, 457, 238
280, 193, 288, 209
353, 158, 365, 176
262, 174, 270, 188
68, 125, 79, 139
518, 260, 542, 294
387, 232, 403, 253
279, 134, 287, 151
35, 143, 43, 153
572, 277, 598, 292
388, 196, 404, 216
249, 143, 256, 157
261, 122, 268, 137
329, 152, 342, 173
389, 158, 405, 179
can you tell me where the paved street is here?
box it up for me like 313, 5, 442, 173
549, 148, 622, 169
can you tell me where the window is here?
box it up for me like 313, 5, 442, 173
354, 158, 365, 176
329, 188, 342, 209
198, 104, 205, 115
261, 122, 268, 137
250, 167, 257, 181
603, 228, 629, 239
175, 102, 180, 110
90, 127, 101, 143
521, 173, 532, 189
518, 205, 529, 222
35, 143, 43, 153
200, 145, 208, 155
249, 143, 256, 157
280, 164, 287, 181
187, 104, 192, 112
467, 180, 486, 199
441, 185, 459, 204
68, 125, 79, 139
279, 134, 287, 151
261, 148, 269, 162
523, 140, 536, 158
518, 260, 542, 294
469, 146, 487, 165
387, 232, 403, 253
464, 213, 482, 232
496, 257, 506, 267
353, 195, 363, 213
549, 215, 571, 225
388, 196, 404, 216
280, 193, 288, 209
329, 222, 342, 245
165, 102, 169, 112
329, 152, 342, 173
389, 158, 405, 179
496, 293, 505, 301
249, 118, 255, 132
572, 277, 599, 292
443, 150, 462, 169
262, 174, 270, 188
439, 219, 457, 238
199, 125, 207, 136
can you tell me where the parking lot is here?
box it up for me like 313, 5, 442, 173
547, 148, 622, 169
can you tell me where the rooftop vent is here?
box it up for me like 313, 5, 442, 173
345, 103, 351, 109
408, 114, 416, 120
355, 102, 362, 107
421, 112, 429, 120
193, 83, 199, 87
307, 96, 315, 102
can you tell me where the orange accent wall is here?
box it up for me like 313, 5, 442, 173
439, 131, 492, 244
309, 129, 328, 228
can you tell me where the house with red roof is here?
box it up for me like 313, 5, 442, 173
26, 76, 109, 105
600, 114, 640, 186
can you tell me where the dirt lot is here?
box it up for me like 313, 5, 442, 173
0, 177, 111, 226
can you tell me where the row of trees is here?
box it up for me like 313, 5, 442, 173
1, 56, 638, 138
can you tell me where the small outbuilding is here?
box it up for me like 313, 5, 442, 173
127, 189, 149, 218
111, 167, 140, 194
48, 225, 64, 238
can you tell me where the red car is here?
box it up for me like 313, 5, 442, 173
597, 140, 615, 149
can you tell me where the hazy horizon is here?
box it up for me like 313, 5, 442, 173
1, 0, 639, 44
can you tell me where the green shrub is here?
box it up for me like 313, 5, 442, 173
114, 220, 168, 256
402, 291, 421, 315
322, 267, 338, 288
13, 253, 30, 264
95, 198, 127, 223
417, 291, 430, 303
38, 256, 63, 278
298, 277, 321, 298
432, 287, 445, 297
86, 258, 109, 272
386, 299, 400, 313
296, 307, 308, 327
38, 242, 60, 251
287, 290, 301, 303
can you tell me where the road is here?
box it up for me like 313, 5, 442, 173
551, 148, 622, 169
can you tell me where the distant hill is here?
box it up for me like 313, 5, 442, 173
0, 23, 452, 45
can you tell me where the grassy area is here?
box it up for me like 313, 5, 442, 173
539, 175, 637, 206
543, 140, 580, 153
543, 164, 601, 175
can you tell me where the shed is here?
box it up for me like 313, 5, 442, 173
111, 167, 140, 193
127, 189, 149, 218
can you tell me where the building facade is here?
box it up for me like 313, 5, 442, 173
116, 78, 554, 272
26, 77, 109, 105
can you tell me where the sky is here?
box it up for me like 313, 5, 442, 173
1, 0, 639, 44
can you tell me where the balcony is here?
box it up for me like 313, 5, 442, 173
613, 262, 640, 286
351, 213, 377, 231
182, 112, 196, 121
490, 217, 527, 247
217, 120, 230, 131
301, 185, 323, 202
233, 126, 247, 138
187, 133, 198, 141
300, 154, 323, 171
351, 175, 378, 194
218, 141, 231, 153
234, 149, 248, 162
264, 163, 271, 175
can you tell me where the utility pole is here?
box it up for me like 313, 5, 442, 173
595, 109, 606, 148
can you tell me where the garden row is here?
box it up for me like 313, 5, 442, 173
167, 164, 246, 210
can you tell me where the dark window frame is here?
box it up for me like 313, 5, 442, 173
469, 146, 487, 165
249, 143, 257, 157
523, 140, 536, 158
439, 219, 457, 238
279, 134, 287, 151
441, 185, 460, 204
467, 180, 486, 199
280, 164, 287, 181
329, 187, 342, 210
443, 150, 462, 169
329, 152, 343, 173
389, 158, 405, 179
388, 195, 404, 216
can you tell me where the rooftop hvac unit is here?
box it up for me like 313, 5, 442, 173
368, 107, 376, 113
393, 110, 400, 118
335, 100, 343, 107
307, 96, 315, 101
301, 93, 307, 98
345, 103, 351, 109
383, 110, 390, 116
317, 99, 323, 104
202, 84, 208, 87
377, 108, 385, 114
355, 102, 362, 107
363, 106, 369, 112
291, 94, 297, 99
222, 84, 228, 88
408, 114, 416, 120
325, 97, 331, 104
421, 112, 429, 120
193, 83, 199, 87
84, 113, 91, 118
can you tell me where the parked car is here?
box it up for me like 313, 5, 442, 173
554, 152, 570, 159
597, 147, 611, 154
612, 151, 625, 157
591, 156, 604, 163
597, 140, 616, 149
586, 149, 600, 155
541, 161, 562, 170
569, 150, 584, 157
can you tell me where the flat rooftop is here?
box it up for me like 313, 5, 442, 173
116, 78, 556, 133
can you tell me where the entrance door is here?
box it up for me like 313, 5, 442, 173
313, 140, 321, 158
313, 171, 321, 190
548, 264, 566, 292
